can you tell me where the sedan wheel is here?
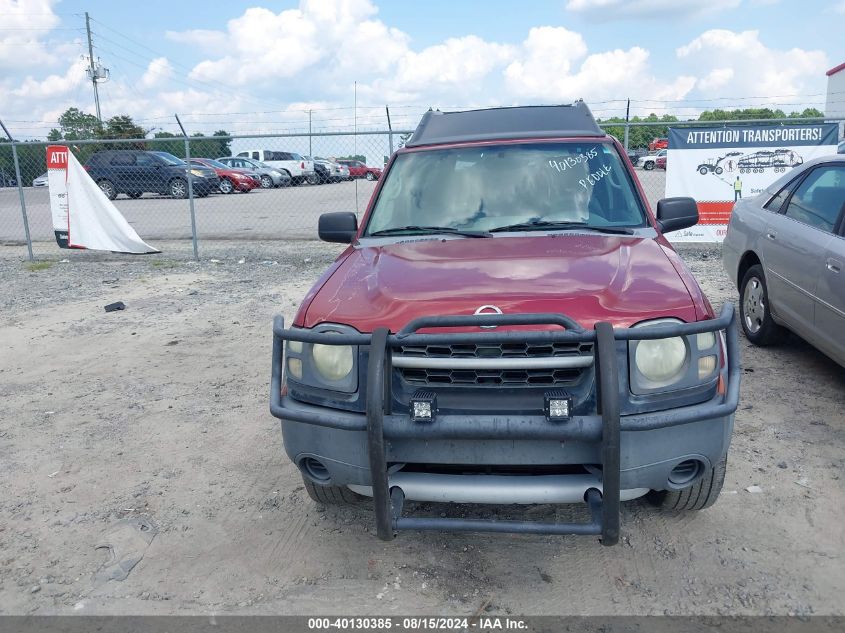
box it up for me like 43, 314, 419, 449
219, 178, 234, 194
739, 264, 786, 346
644, 161, 654, 171
365, 171, 375, 181
260, 175, 273, 189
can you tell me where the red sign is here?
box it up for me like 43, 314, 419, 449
46, 145, 69, 169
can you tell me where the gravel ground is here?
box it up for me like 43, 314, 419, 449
0, 240, 842, 616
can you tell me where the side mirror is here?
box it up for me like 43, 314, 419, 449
318, 212, 358, 243
655, 197, 699, 234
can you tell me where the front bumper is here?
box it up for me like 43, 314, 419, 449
269, 305, 741, 544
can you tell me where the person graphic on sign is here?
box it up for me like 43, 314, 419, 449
734, 176, 743, 201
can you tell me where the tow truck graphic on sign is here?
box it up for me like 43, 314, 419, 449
696, 149, 803, 176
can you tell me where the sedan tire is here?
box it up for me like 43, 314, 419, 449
260, 175, 273, 189
739, 264, 787, 346
643, 161, 655, 171
169, 178, 188, 199
98, 179, 118, 200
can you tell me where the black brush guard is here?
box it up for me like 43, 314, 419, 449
270, 304, 740, 545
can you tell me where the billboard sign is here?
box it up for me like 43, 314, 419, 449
665, 124, 838, 242
47, 145, 158, 253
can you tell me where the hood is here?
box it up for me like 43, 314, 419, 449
303, 235, 699, 332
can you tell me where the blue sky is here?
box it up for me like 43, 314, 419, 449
1, 0, 843, 139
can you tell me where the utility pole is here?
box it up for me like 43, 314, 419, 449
624, 98, 630, 152
85, 12, 102, 122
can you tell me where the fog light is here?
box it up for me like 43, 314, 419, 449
544, 390, 572, 422
410, 390, 437, 423
698, 355, 717, 379
287, 357, 302, 380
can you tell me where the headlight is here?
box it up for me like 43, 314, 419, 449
634, 336, 687, 383
190, 169, 204, 176
629, 318, 721, 394
284, 325, 358, 393
312, 343, 354, 381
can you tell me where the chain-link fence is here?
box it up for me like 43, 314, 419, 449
1, 116, 841, 260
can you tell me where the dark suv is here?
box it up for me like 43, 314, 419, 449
84, 150, 219, 199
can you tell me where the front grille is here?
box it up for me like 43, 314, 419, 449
396, 341, 593, 387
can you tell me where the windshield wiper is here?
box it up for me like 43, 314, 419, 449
489, 220, 634, 235
368, 225, 492, 238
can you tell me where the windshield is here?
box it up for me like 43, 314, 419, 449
152, 151, 187, 166
364, 142, 646, 236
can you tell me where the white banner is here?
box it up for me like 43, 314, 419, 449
47, 145, 158, 253
664, 124, 839, 242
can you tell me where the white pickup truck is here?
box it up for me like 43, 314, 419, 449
237, 150, 315, 185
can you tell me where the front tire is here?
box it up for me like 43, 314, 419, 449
644, 161, 655, 171
260, 175, 273, 189
739, 264, 786, 345
648, 454, 727, 511
219, 178, 234, 194
302, 477, 361, 505
169, 178, 188, 199
98, 179, 117, 200
365, 171, 375, 181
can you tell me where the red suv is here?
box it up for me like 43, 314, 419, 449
337, 159, 382, 181
270, 103, 740, 545
648, 137, 668, 152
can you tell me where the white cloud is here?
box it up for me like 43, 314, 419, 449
11, 59, 88, 99
833, 0, 845, 13
565, 0, 741, 19
503, 27, 695, 109
139, 57, 174, 89
677, 30, 828, 104
0, 0, 62, 69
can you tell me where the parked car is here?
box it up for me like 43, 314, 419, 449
626, 148, 647, 165
648, 137, 669, 152
336, 159, 381, 181
216, 156, 291, 188
190, 158, 260, 194
32, 172, 48, 187
306, 156, 347, 183
723, 155, 845, 367
638, 149, 667, 171
270, 103, 740, 545
235, 150, 314, 185
656, 154, 667, 170
83, 150, 218, 199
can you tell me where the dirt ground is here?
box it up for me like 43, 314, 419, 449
0, 241, 842, 617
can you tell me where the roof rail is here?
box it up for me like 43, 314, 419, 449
404, 102, 605, 148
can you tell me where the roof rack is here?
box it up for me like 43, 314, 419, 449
404, 102, 605, 148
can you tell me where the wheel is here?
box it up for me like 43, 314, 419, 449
280, 170, 292, 186
307, 173, 320, 185
127, 191, 143, 199
739, 264, 786, 345
365, 171, 375, 181
644, 161, 655, 171
648, 454, 727, 511
302, 476, 361, 505
219, 178, 234, 194
698, 167, 708, 175
169, 178, 188, 199
98, 179, 117, 200
715, 167, 723, 175
260, 175, 273, 189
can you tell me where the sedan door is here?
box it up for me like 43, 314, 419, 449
764, 164, 845, 344
814, 178, 845, 365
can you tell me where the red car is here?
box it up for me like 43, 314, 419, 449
270, 103, 739, 545
648, 137, 668, 152
337, 159, 382, 181
190, 158, 260, 193
656, 154, 667, 170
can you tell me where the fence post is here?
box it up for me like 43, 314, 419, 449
0, 118, 34, 261
386, 106, 394, 155
623, 99, 630, 152
174, 114, 199, 260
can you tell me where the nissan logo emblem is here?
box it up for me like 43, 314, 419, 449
474, 304, 503, 329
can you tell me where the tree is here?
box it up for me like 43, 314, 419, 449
101, 115, 146, 140
597, 113, 679, 149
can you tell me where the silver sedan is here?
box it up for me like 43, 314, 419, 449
216, 156, 292, 188
723, 155, 845, 366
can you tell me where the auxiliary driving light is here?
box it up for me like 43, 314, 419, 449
410, 390, 437, 423
544, 390, 573, 422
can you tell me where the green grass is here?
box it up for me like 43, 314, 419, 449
25, 261, 53, 272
